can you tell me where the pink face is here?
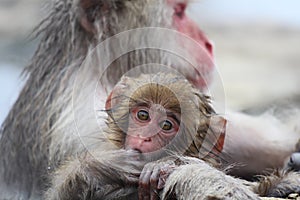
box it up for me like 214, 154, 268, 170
125, 104, 180, 153
169, 0, 215, 90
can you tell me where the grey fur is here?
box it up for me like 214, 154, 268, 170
44, 149, 144, 200
163, 158, 260, 200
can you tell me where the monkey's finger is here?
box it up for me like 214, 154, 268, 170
140, 169, 152, 190
124, 173, 140, 185
157, 177, 166, 190
157, 165, 176, 189
150, 166, 160, 189
139, 167, 152, 199
149, 167, 160, 200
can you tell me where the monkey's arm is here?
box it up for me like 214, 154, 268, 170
45, 150, 144, 200
222, 111, 299, 178
162, 157, 260, 200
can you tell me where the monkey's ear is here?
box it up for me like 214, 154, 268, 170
105, 88, 124, 112
105, 91, 114, 111
209, 116, 226, 154
105, 77, 129, 111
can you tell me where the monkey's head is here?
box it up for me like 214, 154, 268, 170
78, 0, 214, 90
105, 73, 226, 160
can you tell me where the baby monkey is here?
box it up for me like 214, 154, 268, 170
45, 72, 227, 200
105, 72, 226, 156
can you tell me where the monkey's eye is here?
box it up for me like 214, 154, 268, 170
137, 110, 150, 121
159, 120, 173, 131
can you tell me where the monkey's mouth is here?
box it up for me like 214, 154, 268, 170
131, 148, 143, 154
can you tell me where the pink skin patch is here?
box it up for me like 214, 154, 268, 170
169, 0, 215, 90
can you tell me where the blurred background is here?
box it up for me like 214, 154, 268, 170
1, 0, 300, 123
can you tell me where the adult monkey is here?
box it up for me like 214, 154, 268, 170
0, 0, 299, 199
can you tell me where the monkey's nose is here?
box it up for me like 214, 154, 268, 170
138, 135, 151, 142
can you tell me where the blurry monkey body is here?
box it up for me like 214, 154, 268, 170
222, 112, 300, 179
45, 73, 227, 199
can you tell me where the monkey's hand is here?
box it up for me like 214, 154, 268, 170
138, 159, 176, 200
